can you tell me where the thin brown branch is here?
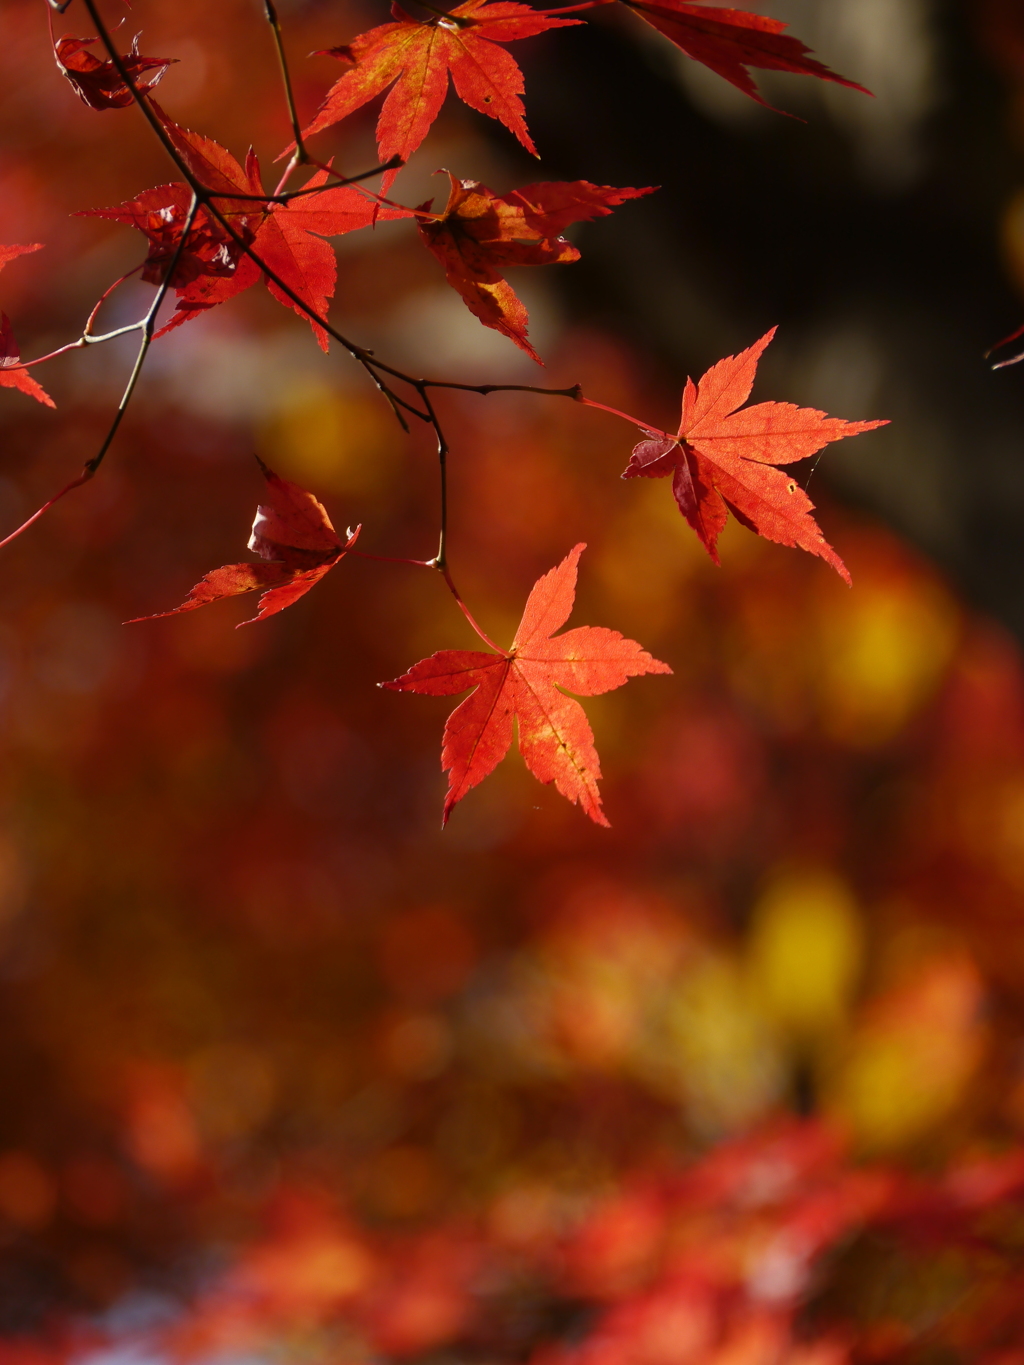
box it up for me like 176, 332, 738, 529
273, 157, 404, 201
192, 157, 404, 206
16, 270, 144, 370
79, 0, 210, 198
69, 0, 604, 632
78, 1, 592, 424
263, 0, 308, 164
91, 194, 202, 475
423, 379, 584, 398
418, 387, 450, 569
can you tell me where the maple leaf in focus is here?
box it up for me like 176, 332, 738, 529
383, 544, 670, 826
54, 34, 175, 111
128, 461, 359, 627
619, 0, 869, 108
82, 106, 413, 349
622, 329, 887, 582
418, 173, 655, 361
298, 0, 583, 190
0, 244, 53, 408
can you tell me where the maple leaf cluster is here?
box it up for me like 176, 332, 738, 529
0, 0, 889, 828
130, 465, 667, 825
81, 103, 414, 349
126, 303, 892, 825
41, 0, 873, 361
298, 0, 869, 169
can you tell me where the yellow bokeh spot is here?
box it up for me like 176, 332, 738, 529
257, 381, 402, 497
658, 953, 784, 1134
1002, 187, 1024, 297
597, 481, 708, 635
816, 577, 958, 747
747, 868, 864, 1038
829, 954, 985, 1149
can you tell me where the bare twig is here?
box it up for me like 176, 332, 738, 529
79, 1, 592, 422
263, 0, 308, 164
193, 157, 405, 206
55, 0, 607, 634
418, 387, 449, 568
423, 379, 583, 398
0, 193, 200, 549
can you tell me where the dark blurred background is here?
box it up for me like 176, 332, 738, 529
515, 0, 1024, 635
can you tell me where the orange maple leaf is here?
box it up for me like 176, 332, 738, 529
622, 328, 887, 582
418, 173, 655, 361
298, 0, 584, 190
382, 544, 671, 826
128, 460, 359, 627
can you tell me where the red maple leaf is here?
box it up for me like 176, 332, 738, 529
82, 106, 413, 349
618, 0, 870, 108
54, 34, 175, 111
621, 329, 887, 582
0, 243, 53, 409
298, 0, 583, 189
418, 173, 655, 361
0, 244, 43, 275
0, 314, 54, 409
382, 544, 670, 826
128, 461, 360, 627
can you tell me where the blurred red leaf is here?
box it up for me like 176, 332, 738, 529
0, 243, 43, 275
619, 0, 870, 108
